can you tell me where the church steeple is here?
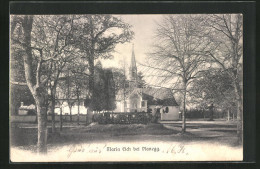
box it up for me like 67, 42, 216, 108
129, 44, 137, 82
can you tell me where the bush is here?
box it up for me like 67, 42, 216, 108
96, 112, 152, 124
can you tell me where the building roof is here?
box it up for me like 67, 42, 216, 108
116, 87, 179, 106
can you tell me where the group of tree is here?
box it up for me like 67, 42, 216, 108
144, 14, 242, 141
10, 14, 133, 153
55, 56, 88, 126
190, 69, 236, 120
85, 61, 116, 113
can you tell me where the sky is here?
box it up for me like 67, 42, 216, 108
101, 15, 164, 71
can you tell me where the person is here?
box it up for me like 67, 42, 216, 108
209, 103, 214, 121
179, 111, 182, 120
155, 108, 160, 123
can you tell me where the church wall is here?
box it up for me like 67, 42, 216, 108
114, 101, 180, 120
114, 101, 122, 112
161, 106, 179, 121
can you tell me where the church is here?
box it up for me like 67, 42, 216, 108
114, 45, 180, 121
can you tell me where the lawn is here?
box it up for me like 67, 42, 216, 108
11, 120, 240, 149
11, 123, 177, 147
10, 121, 243, 162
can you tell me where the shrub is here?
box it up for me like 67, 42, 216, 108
96, 112, 152, 124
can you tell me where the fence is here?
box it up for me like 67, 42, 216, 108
95, 112, 153, 124
185, 109, 237, 119
11, 112, 157, 124
10, 114, 88, 123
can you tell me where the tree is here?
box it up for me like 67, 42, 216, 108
32, 15, 77, 133
55, 95, 65, 131
89, 61, 106, 112
205, 14, 243, 142
137, 72, 146, 88
11, 15, 49, 153
59, 56, 89, 124
145, 15, 214, 133
63, 69, 76, 122
103, 69, 116, 111
71, 69, 88, 125
84, 62, 117, 113
111, 68, 129, 94
191, 70, 236, 118
71, 15, 134, 113
111, 67, 129, 112
58, 58, 88, 123
10, 15, 79, 153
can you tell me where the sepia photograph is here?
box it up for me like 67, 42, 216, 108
10, 13, 243, 162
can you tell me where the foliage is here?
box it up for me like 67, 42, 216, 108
69, 15, 134, 106
10, 14, 133, 153
103, 69, 116, 111
191, 70, 236, 110
137, 72, 146, 88
11, 15, 50, 153
147, 15, 214, 132
88, 62, 116, 112
204, 14, 243, 114
111, 68, 129, 93
204, 14, 243, 141
71, 15, 134, 60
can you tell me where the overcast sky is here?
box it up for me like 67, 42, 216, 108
101, 15, 164, 71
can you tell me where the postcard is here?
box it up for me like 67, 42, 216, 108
10, 13, 243, 162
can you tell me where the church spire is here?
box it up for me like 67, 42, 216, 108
129, 43, 137, 81
131, 44, 137, 70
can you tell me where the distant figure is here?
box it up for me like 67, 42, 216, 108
209, 103, 214, 121
153, 108, 161, 123
179, 111, 182, 120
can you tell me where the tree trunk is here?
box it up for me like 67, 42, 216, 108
34, 94, 48, 154
86, 17, 95, 122
69, 105, 72, 122
60, 107, 63, 131
88, 56, 94, 98
181, 82, 187, 134
77, 96, 80, 125
85, 55, 94, 125
50, 95, 56, 133
86, 108, 88, 125
227, 108, 230, 121
234, 80, 243, 144
209, 109, 214, 121
21, 16, 48, 154
236, 97, 243, 144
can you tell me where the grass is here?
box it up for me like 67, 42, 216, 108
10, 120, 241, 153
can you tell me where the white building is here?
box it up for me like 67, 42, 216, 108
114, 45, 180, 120
18, 102, 36, 115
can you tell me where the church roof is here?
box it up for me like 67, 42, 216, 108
116, 44, 178, 107
116, 87, 179, 106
